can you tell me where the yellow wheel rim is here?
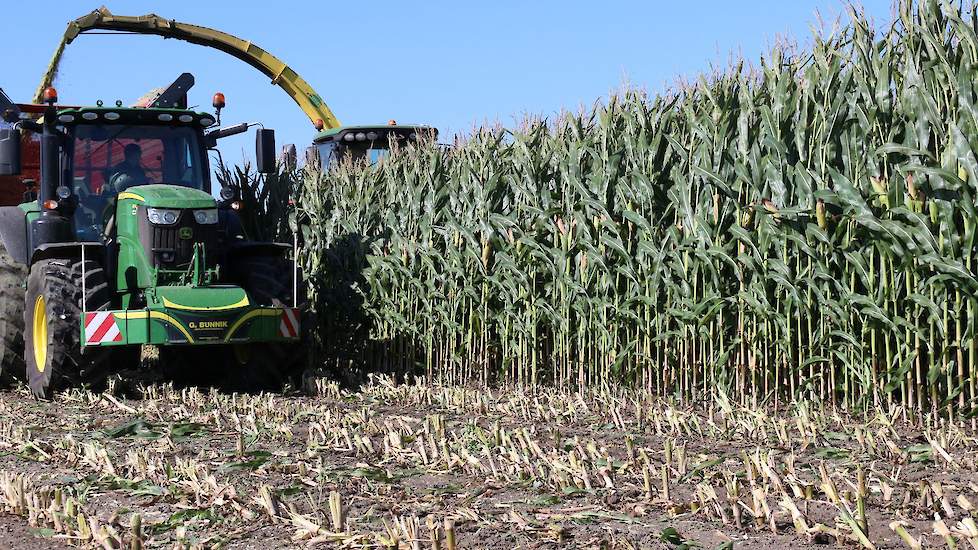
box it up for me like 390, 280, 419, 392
32, 294, 47, 372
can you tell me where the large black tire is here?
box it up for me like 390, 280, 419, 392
224, 343, 294, 393
24, 259, 112, 398
227, 254, 309, 392
0, 248, 27, 382
229, 253, 300, 307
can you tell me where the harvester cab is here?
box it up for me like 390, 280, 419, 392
0, 74, 304, 397
308, 123, 438, 169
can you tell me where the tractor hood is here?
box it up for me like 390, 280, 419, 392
119, 184, 215, 209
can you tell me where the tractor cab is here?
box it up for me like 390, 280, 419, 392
59, 107, 213, 241
309, 123, 437, 169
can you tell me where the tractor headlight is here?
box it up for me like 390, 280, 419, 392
193, 209, 219, 225
147, 207, 181, 225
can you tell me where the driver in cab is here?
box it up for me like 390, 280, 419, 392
107, 143, 148, 193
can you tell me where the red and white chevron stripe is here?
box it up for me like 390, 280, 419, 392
279, 308, 299, 339
84, 311, 122, 345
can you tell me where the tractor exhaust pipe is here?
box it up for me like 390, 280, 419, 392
38, 104, 60, 208
31, 92, 73, 247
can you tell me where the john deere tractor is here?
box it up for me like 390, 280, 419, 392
0, 74, 304, 397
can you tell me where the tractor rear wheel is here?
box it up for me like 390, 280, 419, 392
0, 248, 27, 383
25, 258, 112, 398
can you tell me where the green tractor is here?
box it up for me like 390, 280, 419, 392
0, 74, 305, 397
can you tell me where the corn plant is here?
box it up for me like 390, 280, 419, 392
215, 162, 300, 244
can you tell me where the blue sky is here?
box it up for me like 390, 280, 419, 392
1, 1, 893, 170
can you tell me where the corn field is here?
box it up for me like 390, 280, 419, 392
297, 0, 978, 417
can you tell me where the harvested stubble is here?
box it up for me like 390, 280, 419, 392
0, 378, 976, 548
298, 0, 978, 417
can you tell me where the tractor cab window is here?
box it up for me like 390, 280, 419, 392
70, 124, 206, 240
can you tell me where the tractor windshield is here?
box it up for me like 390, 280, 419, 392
70, 124, 206, 240
70, 124, 205, 194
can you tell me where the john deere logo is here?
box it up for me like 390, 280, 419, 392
178, 227, 193, 239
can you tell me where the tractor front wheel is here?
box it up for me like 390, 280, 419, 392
224, 343, 293, 393
24, 258, 112, 398
228, 254, 310, 392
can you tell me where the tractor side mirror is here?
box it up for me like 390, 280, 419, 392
256, 128, 276, 174
0, 128, 21, 176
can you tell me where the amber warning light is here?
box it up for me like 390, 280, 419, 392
43, 87, 58, 104
212, 92, 226, 110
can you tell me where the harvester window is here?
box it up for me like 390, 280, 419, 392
317, 141, 391, 168
316, 142, 337, 166
366, 148, 390, 164
345, 146, 391, 165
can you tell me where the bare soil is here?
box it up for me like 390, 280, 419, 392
0, 513, 71, 549
0, 377, 974, 549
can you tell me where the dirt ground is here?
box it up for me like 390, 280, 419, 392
0, 377, 975, 549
